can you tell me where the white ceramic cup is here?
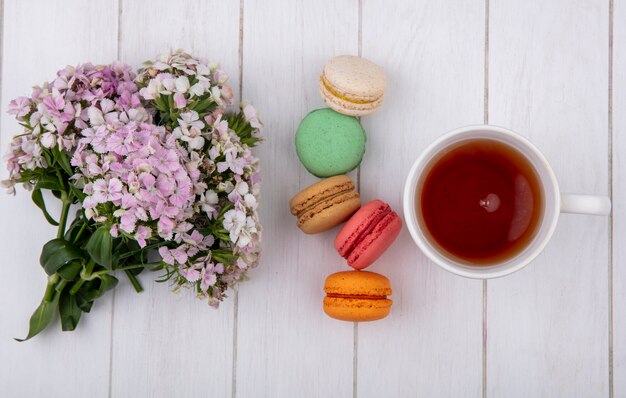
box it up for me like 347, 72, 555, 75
403, 125, 611, 279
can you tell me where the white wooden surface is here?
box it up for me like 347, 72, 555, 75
0, 0, 622, 397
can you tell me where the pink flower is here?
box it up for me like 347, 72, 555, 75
42, 89, 65, 112
173, 92, 186, 109
40, 132, 56, 148
106, 131, 130, 155
92, 178, 123, 203
212, 69, 229, 84
157, 216, 175, 239
156, 174, 175, 197
243, 104, 263, 129
170, 248, 188, 264
200, 265, 217, 292
139, 173, 159, 202
80, 127, 108, 153
8, 97, 31, 118
217, 147, 245, 175
152, 148, 180, 173
169, 180, 192, 207
121, 193, 138, 209
179, 262, 202, 282
159, 247, 175, 265
120, 211, 137, 233
134, 225, 152, 248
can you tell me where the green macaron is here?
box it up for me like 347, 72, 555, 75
295, 108, 366, 177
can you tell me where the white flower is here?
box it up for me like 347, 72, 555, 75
210, 86, 223, 106
175, 76, 190, 93
182, 135, 204, 150
236, 217, 258, 248
189, 83, 205, 97
243, 104, 263, 129
139, 79, 163, 99
88, 107, 105, 127
176, 111, 205, 149
178, 111, 204, 133
200, 190, 219, 217
161, 77, 176, 93
223, 209, 247, 242
208, 146, 220, 160
228, 181, 249, 203
40, 132, 56, 148
196, 63, 211, 76
244, 193, 257, 209
1, 179, 16, 195
100, 99, 115, 114
217, 180, 234, 193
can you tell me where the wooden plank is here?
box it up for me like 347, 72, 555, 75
613, 0, 625, 394
0, 1, 118, 397
109, 1, 240, 397
357, 1, 485, 396
235, 1, 359, 397
487, 1, 610, 396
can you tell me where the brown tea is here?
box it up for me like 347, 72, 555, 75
418, 139, 543, 265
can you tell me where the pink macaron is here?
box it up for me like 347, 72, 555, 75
334, 200, 402, 270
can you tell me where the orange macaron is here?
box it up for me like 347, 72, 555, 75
323, 271, 392, 322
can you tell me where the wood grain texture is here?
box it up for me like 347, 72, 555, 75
0, 1, 619, 396
613, 0, 625, 394
357, 1, 485, 396
0, 1, 118, 397
488, 1, 610, 397
235, 1, 359, 397
110, 1, 240, 397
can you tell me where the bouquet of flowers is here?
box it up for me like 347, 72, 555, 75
2, 50, 263, 340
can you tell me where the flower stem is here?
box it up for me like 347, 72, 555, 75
72, 220, 88, 244
124, 270, 143, 293
69, 279, 85, 296
82, 262, 161, 281
118, 241, 168, 259
43, 274, 59, 302
115, 262, 161, 272
57, 195, 71, 239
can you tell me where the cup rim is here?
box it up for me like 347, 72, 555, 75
403, 124, 561, 279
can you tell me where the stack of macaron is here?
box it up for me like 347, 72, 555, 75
290, 55, 402, 323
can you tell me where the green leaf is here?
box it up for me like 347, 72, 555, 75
42, 148, 53, 167
57, 261, 82, 281
56, 151, 73, 176
40, 239, 86, 275
192, 97, 215, 113
59, 290, 81, 331
64, 214, 90, 244
96, 274, 119, 297
15, 289, 61, 341
31, 189, 59, 226
241, 137, 261, 146
75, 294, 93, 313
35, 174, 63, 192
85, 226, 114, 269
77, 274, 118, 303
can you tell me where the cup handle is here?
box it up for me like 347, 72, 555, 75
560, 193, 611, 215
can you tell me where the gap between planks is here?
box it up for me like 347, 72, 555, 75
0, 0, 5, 151
232, 1, 245, 397
608, 0, 615, 396
108, 1, 123, 397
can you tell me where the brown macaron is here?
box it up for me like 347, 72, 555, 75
290, 175, 361, 234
